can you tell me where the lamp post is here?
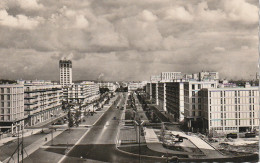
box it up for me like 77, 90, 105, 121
134, 120, 144, 163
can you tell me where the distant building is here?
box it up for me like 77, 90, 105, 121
59, 59, 72, 86
98, 82, 117, 92
201, 84, 259, 135
161, 72, 182, 82
150, 75, 161, 83
199, 71, 219, 81
128, 81, 147, 92
0, 84, 24, 134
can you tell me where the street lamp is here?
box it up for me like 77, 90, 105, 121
134, 120, 145, 163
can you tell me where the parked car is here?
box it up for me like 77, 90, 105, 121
227, 133, 237, 139
245, 132, 256, 138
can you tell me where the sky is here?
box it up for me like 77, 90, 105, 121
0, 0, 258, 81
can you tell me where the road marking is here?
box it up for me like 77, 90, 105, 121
58, 98, 115, 163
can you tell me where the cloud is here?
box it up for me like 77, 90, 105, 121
17, 0, 44, 10
164, 6, 193, 22
0, 9, 42, 29
213, 46, 226, 52
221, 0, 258, 24
0, 0, 258, 81
138, 10, 158, 22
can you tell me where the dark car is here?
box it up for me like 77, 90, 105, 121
227, 133, 237, 139
245, 132, 256, 138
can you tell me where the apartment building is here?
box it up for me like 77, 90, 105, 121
161, 72, 182, 82
158, 82, 166, 111
98, 82, 117, 92
63, 84, 86, 104
0, 85, 24, 134
165, 82, 185, 122
146, 82, 152, 100
201, 84, 259, 135
59, 59, 72, 86
151, 82, 158, 104
128, 81, 147, 92
184, 81, 218, 130
81, 81, 100, 102
199, 71, 219, 81
24, 83, 63, 126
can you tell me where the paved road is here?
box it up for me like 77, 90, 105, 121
61, 93, 166, 163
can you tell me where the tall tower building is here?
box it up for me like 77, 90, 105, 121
59, 59, 72, 86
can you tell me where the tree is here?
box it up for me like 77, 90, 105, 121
68, 111, 74, 127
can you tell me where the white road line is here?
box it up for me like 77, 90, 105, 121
58, 101, 112, 163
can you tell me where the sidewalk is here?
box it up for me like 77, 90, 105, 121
3, 129, 64, 163
170, 131, 224, 158
0, 129, 43, 147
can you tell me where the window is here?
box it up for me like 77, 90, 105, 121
221, 113, 223, 118
211, 84, 214, 88
238, 91, 240, 96
210, 106, 211, 112
249, 105, 251, 110
7, 88, 10, 93
7, 102, 10, 107
235, 113, 237, 118
221, 106, 223, 111
221, 91, 223, 97
249, 91, 251, 96
7, 95, 10, 100
235, 91, 237, 97
198, 104, 201, 110
192, 84, 195, 90
198, 98, 201, 103
1, 88, 4, 93
7, 109, 10, 113
192, 98, 195, 103
192, 91, 195, 96
198, 84, 201, 89
210, 113, 212, 118
1, 102, 4, 107
1, 95, 4, 100
199, 111, 201, 116
1, 109, 4, 114
192, 111, 195, 116
192, 105, 195, 110
235, 105, 237, 111
224, 91, 226, 97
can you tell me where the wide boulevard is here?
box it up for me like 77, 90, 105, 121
22, 93, 166, 163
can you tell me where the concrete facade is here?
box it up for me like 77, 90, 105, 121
201, 86, 259, 135
0, 84, 25, 134
59, 59, 72, 86
24, 84, 63, 126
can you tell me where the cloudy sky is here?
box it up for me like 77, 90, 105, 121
0, 0, 258, 81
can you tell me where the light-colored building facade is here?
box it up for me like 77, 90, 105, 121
98, 82, 117, 92
161, 72, 182, 82
184, 81, 218, 130
201, 85, 259, 135
59, 59, 72, 86
199, 71, 219, 81
128, 81, 147, 92
0, 85, 25, 134
24, 84, 63, 126
158, 82, 166, 111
